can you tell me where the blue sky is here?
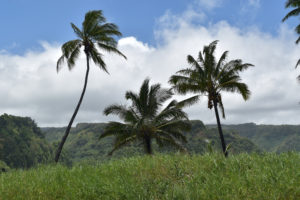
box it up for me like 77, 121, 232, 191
1, 0, 300, 126
0, 0, 296, 54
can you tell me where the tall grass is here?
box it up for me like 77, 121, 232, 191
1, 153, 300, 199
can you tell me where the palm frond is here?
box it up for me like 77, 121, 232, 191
57, 39, 82, 71
285, 0, 300, 8
187, 55, 203, 73
221, 82, 250, 100
56, 55, 65, 72
89, 47, 108, 73
103, 104, 128, 116
100, 122, 131, 139
91, 23, 122, 38
282, 7, 300, 22
154, 134, 187, 152
139, 78, 150, 115
108, 135, 137, 156
71, 23, 84, 39
176, 95, 200, 108
295, 58, 300, 68
215, 51, 228, 76
83, 10, 106, 35
97, 42, 127, 59
156, 88, 173, 104
296, 36, 300, 44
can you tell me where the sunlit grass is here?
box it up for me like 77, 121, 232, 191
1, 153, 300, 199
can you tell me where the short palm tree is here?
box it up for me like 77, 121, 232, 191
169, 41, 253, 157
100, 78, 191, 155
55, 10, 126, 162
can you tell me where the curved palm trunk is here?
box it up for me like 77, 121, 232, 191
55, 55, 90, 163
212, 98, 228, 157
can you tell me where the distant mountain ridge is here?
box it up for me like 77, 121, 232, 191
2, 113, 300, 169
208, 123, 300, 152
41, 120, 260, 163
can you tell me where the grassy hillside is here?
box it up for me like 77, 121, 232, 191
42, 120, 259, 163
1, 153, 300, 199
214, 123, 300, 152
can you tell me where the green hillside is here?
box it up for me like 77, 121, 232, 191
213, 123, 300, 152
42, 120, 259, 163
0, 114, 53, 168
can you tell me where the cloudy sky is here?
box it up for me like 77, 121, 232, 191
0, 0, 300, 126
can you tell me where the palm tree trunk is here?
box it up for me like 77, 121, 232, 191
55, 55, 90, 163
212, 98, 228, 157
144, 134, 152, 155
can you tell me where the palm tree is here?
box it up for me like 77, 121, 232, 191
283, 0, 300, 44
169, 41, 253, 157
100, 78, 191, 155
55, 10, 126, 162
282, 0, 300, 69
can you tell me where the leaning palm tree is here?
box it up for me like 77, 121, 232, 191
169, 41, 253, 157
55, 10, 126, 162
282, 0, 300, 69
100, 78, 191, 155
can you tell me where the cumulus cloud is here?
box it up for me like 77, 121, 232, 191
0, 9, 300, 126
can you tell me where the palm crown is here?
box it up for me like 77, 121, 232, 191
169, 41, 253, 157
169, 40, 253, 118
100, 79, 191, 155
57, 10, 126, 72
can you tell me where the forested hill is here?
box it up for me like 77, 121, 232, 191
0, 114, 53, 169
2, 113, 300, 169
42, 120, 260, 163
208, 123, 300, 152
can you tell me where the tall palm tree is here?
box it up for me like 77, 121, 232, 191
283, 0, 300, 68
55, 10, 126, 162
169, 41, 253, 157
100, 78, 191, 155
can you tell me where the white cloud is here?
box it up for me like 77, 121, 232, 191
195, 0, 222, 9
0, 10, 300, 126
249, 0, 260, 7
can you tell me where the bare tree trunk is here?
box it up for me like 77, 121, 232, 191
212, 98, 228, 157
55, 55, 90, 163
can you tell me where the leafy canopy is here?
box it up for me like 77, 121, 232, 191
100, 79, 191, 155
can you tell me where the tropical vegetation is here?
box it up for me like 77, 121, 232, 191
55, 10, 126, 162
0, 114, 52, 168
169, 40, 253, 157
100, 78, 191, 155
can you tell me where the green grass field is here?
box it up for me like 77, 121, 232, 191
1, 153, 300, 200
